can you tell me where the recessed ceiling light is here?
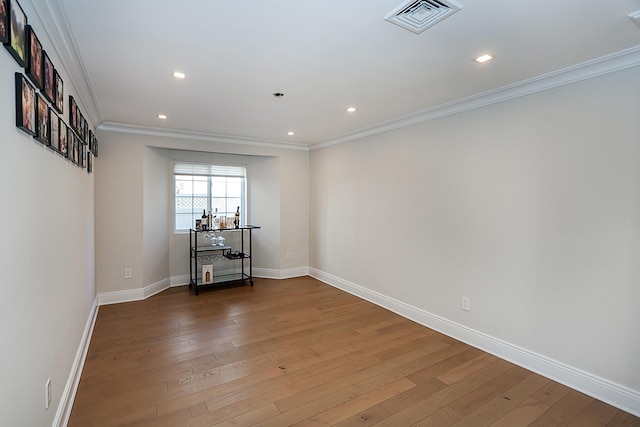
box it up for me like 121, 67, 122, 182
287, 131, 295, 136
172, 71, 186, 79
158, 114, 167, 120
475, 54, 493, 63
346, 107, 357, 113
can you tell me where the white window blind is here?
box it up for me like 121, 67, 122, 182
173, 163, 245, 178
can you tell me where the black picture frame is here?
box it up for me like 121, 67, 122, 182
88, 129, 94, 153
93, 135, 99, 157
0, 0, 8, 45
35, 93, 49, 145
59, 120, 67, 156
81, 142, 87, 168
65, 126, 74, 159
15, 72, 35, 135
79, 113, 86, 141
71, 131, 79, 164
26, 25, 43, 90
69, 95, 77, 131
87, 151, 93, 174
43, 50, 55, 103
78, 113, 83, 140
5, 0, 27, 66
54, 69, 63, 113
66, 129, 73, 161
49, 111, 60, 152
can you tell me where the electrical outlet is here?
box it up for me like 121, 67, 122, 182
286, 252, 292, 260
45, 378, 51, 409
461, 296, 471, 311
124, 268, 132, 279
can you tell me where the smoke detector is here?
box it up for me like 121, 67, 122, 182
385, 0, 463, 34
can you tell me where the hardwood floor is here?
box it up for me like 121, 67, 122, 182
69, 276, 639, 426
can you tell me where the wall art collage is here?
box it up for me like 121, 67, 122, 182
2, 0, 97, 173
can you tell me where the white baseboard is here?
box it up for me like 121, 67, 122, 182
98, 268, 310, 305
170, 274, 190, 287
308, 267, 640, 417
254, 266, 309, 279
98, 278, 170, 305
54, 297, 99, 427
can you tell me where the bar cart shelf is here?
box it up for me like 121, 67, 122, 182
189, 225, 260, 295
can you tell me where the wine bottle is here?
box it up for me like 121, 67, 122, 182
201, 209, 208, 230
234, 206, 240, 228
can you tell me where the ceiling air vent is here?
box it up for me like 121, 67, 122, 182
385, 0, 463, 34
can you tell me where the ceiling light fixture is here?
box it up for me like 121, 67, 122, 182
172, 71, 186, 79
158, 114, 167, 120
346, 107, 357, 113
475, 54, 493, 63
288, 131, 295, 136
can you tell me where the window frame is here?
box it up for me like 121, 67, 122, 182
173, 163, 246, 233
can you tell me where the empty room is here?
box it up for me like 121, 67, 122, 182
1, 0, 639, 425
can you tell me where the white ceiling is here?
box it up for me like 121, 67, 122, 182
54, 0, 640, 147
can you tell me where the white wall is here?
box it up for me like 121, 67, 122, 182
94, 131, 309, 296
143, 147, 170, 287
0, 2, 96, 425
310, 67, 640, 408
94, 136, 144, 295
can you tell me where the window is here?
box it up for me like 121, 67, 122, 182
174, 163, 246, 232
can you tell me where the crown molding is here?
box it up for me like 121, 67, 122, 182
311, 45, 640, 151
629, 10, 640, 30
98, 122, 310, 152
28, 0, 102, 126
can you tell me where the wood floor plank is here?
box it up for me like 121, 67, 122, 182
332, 404, 393, 427
68, 277, 640, 426
412, 406, 465, 426
448, 365, 531, 416
528, 390, 596, 427
488, 397, 551, 427
308, 377, 416, 425
371, 359, 515, 426
567, 399, 619, 426
449, 371, 550, 426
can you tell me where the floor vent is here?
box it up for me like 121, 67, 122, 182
385, 0, 463, 34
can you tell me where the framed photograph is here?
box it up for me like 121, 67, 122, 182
5, 0, 27, 67
88, 130, 94, 153
49, 112, 59, 152
78, 113, 84, 141
35, 93, 49, 144
26, 25, 43, 90
59, 120, 67, 156
72, 132, 79, 164
87, 151, 93, 174
69, 95, 78, 130
0, 0, 8, 45
94, 136, 98, 157
65, 127, 74, 160
69, 131, 76, 163
15, 72, 36, 135
81, 142, 87, 168
43, 50, 55, 103
66, 129, 74, 161
54, 69, 63, 113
